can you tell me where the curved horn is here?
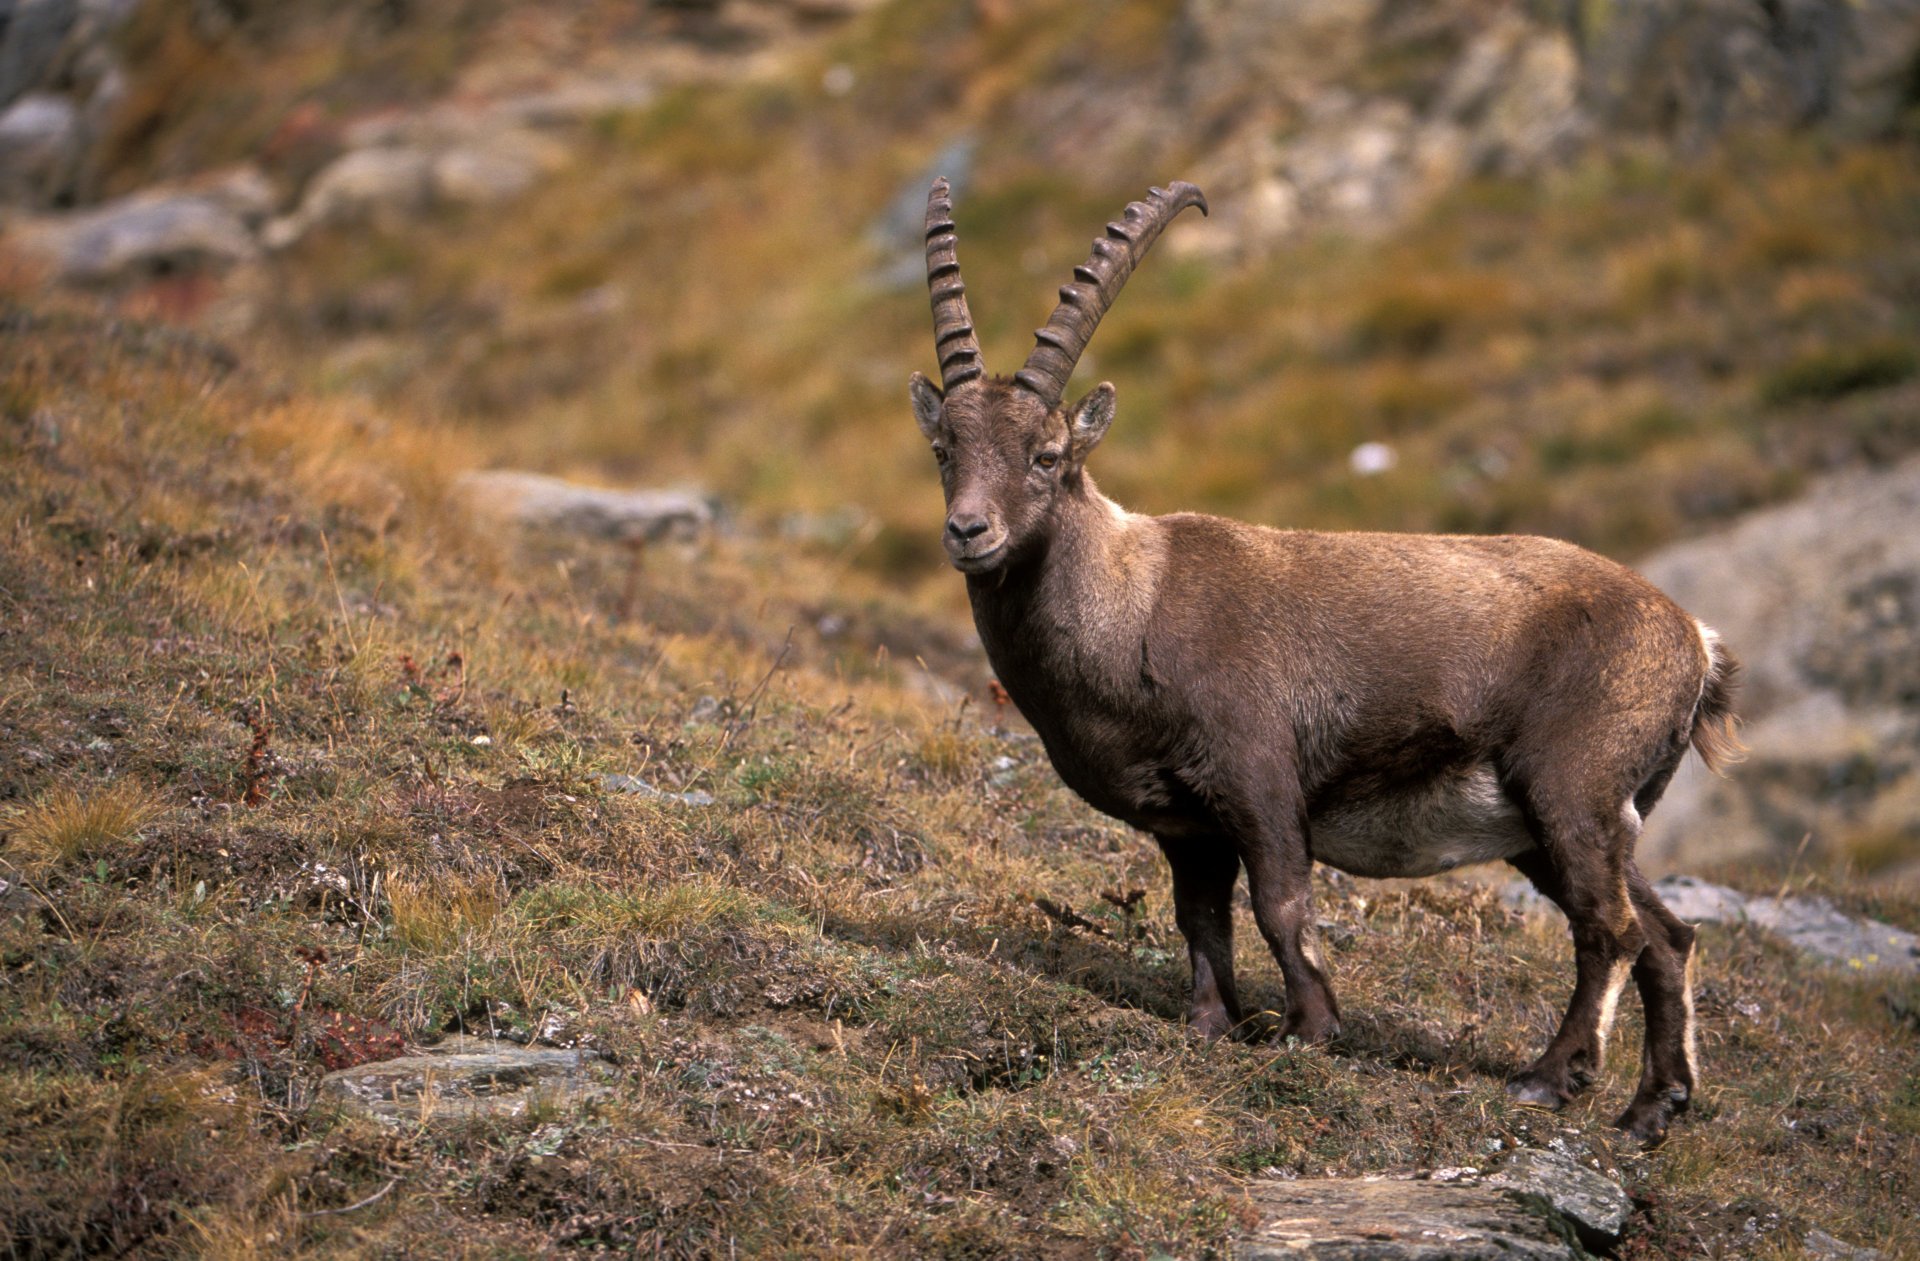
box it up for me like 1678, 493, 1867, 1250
1014, 181, 1208, 402
925, 177, 986, 391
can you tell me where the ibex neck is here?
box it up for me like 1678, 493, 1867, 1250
966, 478, 1164, 688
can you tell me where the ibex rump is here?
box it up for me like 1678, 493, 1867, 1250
909, 178, 1739, 1145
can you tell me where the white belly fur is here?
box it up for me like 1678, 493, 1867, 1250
1309, 763, 1535, 878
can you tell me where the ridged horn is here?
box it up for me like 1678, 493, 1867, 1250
925, 177, 986, 391
1014, 181, 1208, 402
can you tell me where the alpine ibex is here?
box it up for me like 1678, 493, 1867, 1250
908, 177, 1740, 1144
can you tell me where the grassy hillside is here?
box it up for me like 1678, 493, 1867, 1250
2, 301, 1917, 1257
4, 0, 1919, 1254
122, 10, 1910, 599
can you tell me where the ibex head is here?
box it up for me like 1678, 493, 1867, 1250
909, 177, 1208, 574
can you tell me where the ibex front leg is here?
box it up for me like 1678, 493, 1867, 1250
1225, 761, 1341, 1043
1159, 840, 1243, 1039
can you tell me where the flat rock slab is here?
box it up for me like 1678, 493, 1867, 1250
458, 470, 716, 544
319, 1035, 614, 1124
1242, 1178, 1576, 1260
1655, 875, 1919, 973
1505, 875, 1920, 973
1240, 1148, 1628, 1260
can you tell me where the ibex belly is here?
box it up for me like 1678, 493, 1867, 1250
1309, 763, 1535, 879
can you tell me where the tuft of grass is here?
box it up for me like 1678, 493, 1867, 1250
1760, 340, 1920, 406
6, 781, 164, 874
384, 872, 504, 952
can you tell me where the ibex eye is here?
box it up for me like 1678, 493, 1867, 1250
1035, 452, 1060, 471
933, 446, 949, 465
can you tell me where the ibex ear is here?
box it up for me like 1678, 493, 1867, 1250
908, 372, 944, 441
1066, 383, 1117, 459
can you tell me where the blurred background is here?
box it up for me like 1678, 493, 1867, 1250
3, 0, 1917, 879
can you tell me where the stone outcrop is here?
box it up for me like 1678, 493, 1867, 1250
1636, 455, 1920, 876
9, 186, 259, 282
318, 1035, 615, 1125
1654, 875, 1919, 972
1170, 0, 1920, 254
457, 470, 717, 544
1239, 1147, 1630, 1260
1506, 873, 1920, 972
0, 0, 135, 208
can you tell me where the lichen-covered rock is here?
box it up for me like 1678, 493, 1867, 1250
318, 1035, 615, 1124
8, 188, 258, 282
1656, 875, 1920, 972
263, 146, 434, 246
1483, 1147, 1631, 1246
1240, 1176, 1577, 1260
457, 470, 717, 544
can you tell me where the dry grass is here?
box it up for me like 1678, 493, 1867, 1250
6, 780, 165, 875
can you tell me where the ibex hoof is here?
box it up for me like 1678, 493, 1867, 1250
1616, 1085, 1690, 1146
1279, 1014, 1341, 1045
1186, 1009, 1236, 1041
1506, 1073, 1574, 1110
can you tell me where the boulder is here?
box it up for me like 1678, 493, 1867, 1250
8, 188, 258, 282
1482, 1147, 1631, 1248
457, 470, 717, 544
1510, 873, 1920, 972
0, 90, 76, 201
263, 146, 434, 247
317, 1034, 615, 1124
1636, 455, 1920, 873
182, 164, 278, 227
431, 130, 569, 206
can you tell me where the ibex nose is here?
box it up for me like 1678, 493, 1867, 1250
946, 512, 991, 542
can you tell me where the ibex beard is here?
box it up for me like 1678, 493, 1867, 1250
908, 176, 1741, 1146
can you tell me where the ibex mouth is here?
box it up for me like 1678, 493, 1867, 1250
949, 540, 1007, 574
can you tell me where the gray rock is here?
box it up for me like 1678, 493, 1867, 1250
1637, 455, 1920, 872
264, 146, 434, 247
599, 773, 716, 807
1484, 1147, 1631, 1246
1513, 873, 1919, 972
1805, 1226, 1886, 1260
0, 0, 77, 108
317, 1035, 615, 1125
8, 189, 258, 282
1645, 874, 1750, 925
0, 90, 76, 200
1656, 875, 1920, 972
431, 144, 542, 205
865, 135, 974, 290
1575, 0, 1920, 147
1240, 1175, 1579, 1260
457, 470, 716, 544
185, 164, 278, 227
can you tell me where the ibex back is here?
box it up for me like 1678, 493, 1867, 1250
908, 177, 1740, 1146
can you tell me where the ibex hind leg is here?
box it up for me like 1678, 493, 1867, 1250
1502, 784, 1648, 1112
1616, 861, 1698, 1145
